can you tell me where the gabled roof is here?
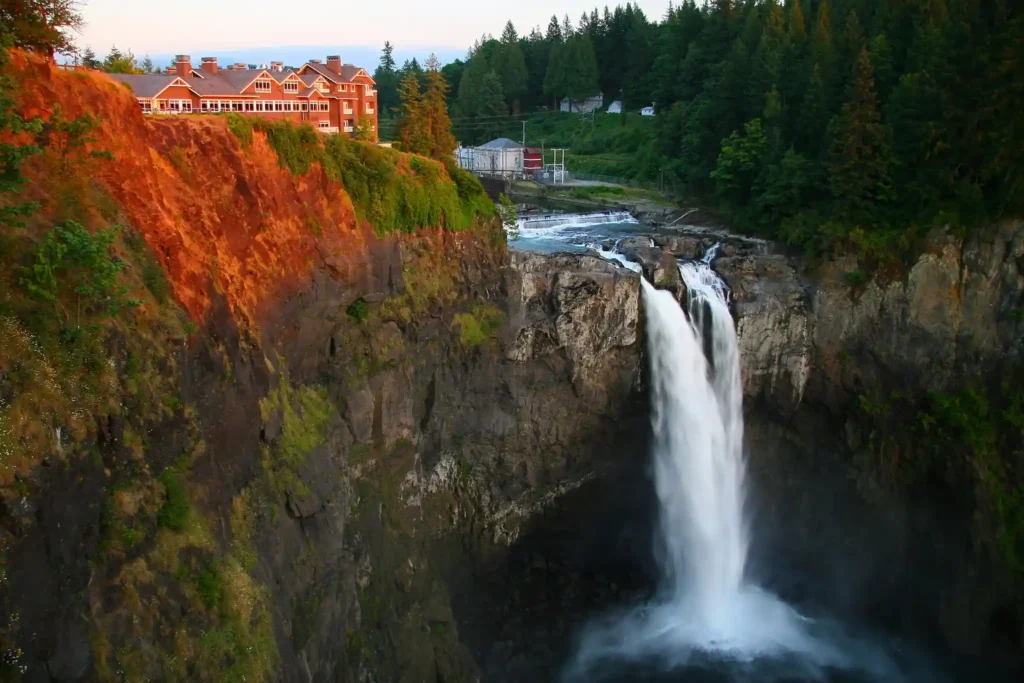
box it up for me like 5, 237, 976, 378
108, 73, 185, 98
341, 65, 372, 83
480, 137, 524, 150
299, 62, 341, 84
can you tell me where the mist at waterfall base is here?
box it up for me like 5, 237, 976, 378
563, 258, 945, 683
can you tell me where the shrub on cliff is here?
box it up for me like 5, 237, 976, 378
224, 115, 494, 235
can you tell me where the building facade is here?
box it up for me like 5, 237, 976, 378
109, 55, 377, 138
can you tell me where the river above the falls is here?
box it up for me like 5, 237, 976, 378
508, 205, 652, 254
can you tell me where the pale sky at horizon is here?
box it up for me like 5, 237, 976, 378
77, 0, 673, 58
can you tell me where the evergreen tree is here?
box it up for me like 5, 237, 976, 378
493, 20, 528, 113
81, 46, 99, 69
477, 71, 507, 139
421, 54, 456, 159
712, 117, 767, 207
543, 41, 566, 108
141, 55, 154, 73
396, 71, 429, 154
563, 34, 600, 104
101, 46, 143, 74
374, 41, 400, 118
828, 48, 893, 224
545, 15, 562, 43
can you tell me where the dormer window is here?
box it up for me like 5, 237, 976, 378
255, 78, 272, 93
284, 81, 298, 93
316, 81, 328, 93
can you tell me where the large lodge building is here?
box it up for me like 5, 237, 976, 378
110, 54, 377, 138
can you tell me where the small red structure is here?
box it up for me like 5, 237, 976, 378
108, 54, 378, 139
523, 148, 543, 175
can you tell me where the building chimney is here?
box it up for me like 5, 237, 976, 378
201, 57, 218, 74
175, 54, 191, 78
326, 55, 341, 75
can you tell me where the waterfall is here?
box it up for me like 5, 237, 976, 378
567, 248, 907, 681
646, 261, 747, 620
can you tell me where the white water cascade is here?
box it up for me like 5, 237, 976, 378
567, 247, 907, 681
516, 210, 637, 235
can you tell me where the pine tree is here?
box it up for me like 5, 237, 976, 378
477, 71, 507, 139
421, 54, 455, 159
543, 41, 566, 108
493, 20, 527, 113
563, 34, 600, 104
81, 46, 99, 69
545, 15, 562, 43
396, 71, 429, 155
374, 41, 400, 118
828, 48, 893, 224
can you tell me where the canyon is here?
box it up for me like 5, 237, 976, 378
0, 54, 1021, 683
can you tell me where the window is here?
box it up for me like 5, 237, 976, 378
255, 101, 264, 112
255, 78, 271, 93
139, 99, 152, 113
274, 101, 283, 112
365, 104, 374, 114
318, 120, 330, 129
244, 101, 254, 112
200, 101, 209, 112
339, 84, 348, 92
321, 102, 330, 112
316, 81, 328, 93
180, 100, 192, 113
284, 81, 298, 93
300, 102, 308, 112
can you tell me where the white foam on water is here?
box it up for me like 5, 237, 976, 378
516, 210, 637, 237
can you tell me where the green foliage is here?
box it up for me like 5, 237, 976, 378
255, 119, 321, 176
228, 117, 491, 233
0, 34, 43, 228
496, 193, 518, 240
196, 563, 223, 609
20, 221, 138, 318
225, 113, 254, 147
157, 471, 190, 532
260, 378, 335, 496
321, 134, 486, 235
100, 45, 145, 74
453, 304, 504, 348
346, 297, 369, 322
444, 1, 1023, 261
828, 48, 893, 225
712, 118, 767, 207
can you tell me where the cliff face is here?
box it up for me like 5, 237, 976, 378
0, 55, 648, 682
647, 221, 1024, 665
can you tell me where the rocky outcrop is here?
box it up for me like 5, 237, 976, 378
507, 251, 640, 409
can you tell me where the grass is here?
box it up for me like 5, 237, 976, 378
452, 304, 505, 348
259, 377, 335, 496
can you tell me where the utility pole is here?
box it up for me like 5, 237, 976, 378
522, 121, 526, 148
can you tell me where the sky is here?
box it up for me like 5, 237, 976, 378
75, 0, 673, 66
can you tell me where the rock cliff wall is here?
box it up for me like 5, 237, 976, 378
633, 220, 1023, 671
